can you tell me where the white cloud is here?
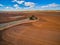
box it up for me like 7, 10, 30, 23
0, 4, 3, 7
40, 3, 60, 8
12, 0, 24, 4
5, 5, 20, 10
24, 2, 35, 8
40, 6, 48, 8
12, 0, 36, 8
16, 1, 24, 4
12, 0, 17, 2
4, 6, 22, 11
5, 7, 14, 9
14, 4, 21, 9
48, 3, 59, 7
14, 4, 19, 7
6, 7, 9, 8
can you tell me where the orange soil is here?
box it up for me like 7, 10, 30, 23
0, 11, 60, 45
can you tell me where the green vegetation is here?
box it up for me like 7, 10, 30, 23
29, 15, 37, 20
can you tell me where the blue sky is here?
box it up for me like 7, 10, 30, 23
0, 0, 60, 11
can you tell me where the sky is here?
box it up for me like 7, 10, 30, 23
0, 0, 60, 11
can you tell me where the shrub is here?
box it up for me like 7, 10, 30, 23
29, 15, 37, 20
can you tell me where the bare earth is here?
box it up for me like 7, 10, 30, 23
0, 11, 60, 45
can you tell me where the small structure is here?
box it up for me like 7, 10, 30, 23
29, 15, 38, 20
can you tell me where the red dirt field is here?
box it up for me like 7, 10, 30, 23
0, 11, 60, 45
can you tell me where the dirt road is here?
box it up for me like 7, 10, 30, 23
0, 18, 37, 30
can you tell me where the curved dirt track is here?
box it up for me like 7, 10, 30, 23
0, 18, 38, 30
